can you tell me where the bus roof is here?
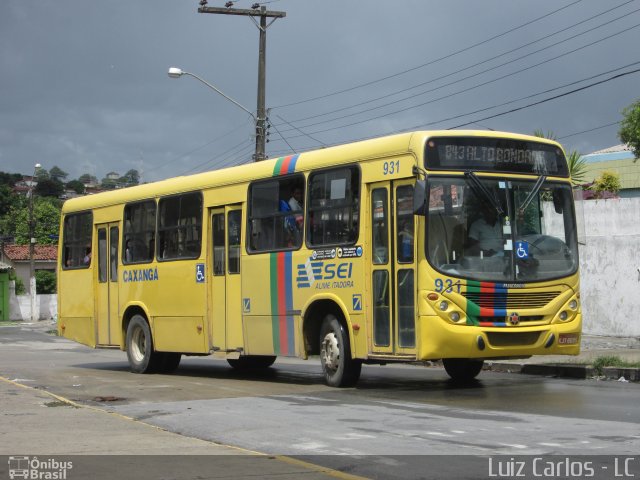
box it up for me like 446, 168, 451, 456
61, 130, 562, 214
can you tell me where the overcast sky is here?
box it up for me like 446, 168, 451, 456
1, 0, 639, 183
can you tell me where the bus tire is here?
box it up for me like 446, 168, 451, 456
442, 358, 484, 382
319, 314, 361, 387
126, 315, 162, 374
227, 355, 276, 370
158, 353, 182, 373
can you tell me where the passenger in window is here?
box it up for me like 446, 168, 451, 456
125, 239, 132, 262
467, 208, 503, 257
288, 186, 303, 211
288, 186, 304, 231
83, 245, 92, 265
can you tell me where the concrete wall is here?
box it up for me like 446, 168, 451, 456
8, 283, 57, 321
578, 198, 640, 336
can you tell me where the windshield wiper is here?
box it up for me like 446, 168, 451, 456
518, 175, 547, 213
464, 171, 505, 217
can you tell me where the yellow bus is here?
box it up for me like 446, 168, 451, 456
57, 130, 581, 386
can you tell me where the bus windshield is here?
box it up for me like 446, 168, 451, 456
426, 176, 578, 283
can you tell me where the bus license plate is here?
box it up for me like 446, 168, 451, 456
558, 333, 579, 345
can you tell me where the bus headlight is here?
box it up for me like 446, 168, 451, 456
439, 301, 449, 311
450, 311, 461, 322
569, 299, 578, 310
559, 311, 569, 321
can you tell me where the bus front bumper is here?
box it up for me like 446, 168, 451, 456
418, 314, 582, 360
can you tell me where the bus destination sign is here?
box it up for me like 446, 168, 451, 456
425, 136, 569, 176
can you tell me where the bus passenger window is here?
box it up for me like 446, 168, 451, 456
307, 166, 360, 247
62, 212, 93, 270
123, 200, 156, 264
248, 175, 305, 252
157, 192, 202, 261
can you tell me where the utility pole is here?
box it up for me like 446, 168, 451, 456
198, 3, 286, 162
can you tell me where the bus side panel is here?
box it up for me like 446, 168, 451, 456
152, 316, 207, 353
121, 261, 209, 354
58, 269, 96, 348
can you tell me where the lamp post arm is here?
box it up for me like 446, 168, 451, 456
181, 71, 256, 122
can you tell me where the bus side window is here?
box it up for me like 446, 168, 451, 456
248, 175, 304, 252
62, 212, 93, 270
307, 166, 360, 247
123, 200, 156, 264
158, 192, 202, 261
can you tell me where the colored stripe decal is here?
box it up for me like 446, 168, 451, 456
272, 154, 300, 176
270, 254, 280, 352
269, 252, 296, 356
465, 280, 508, 320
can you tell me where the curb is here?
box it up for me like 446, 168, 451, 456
486, 362, 640, 382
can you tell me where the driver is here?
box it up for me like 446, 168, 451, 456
467, 208, 504, 257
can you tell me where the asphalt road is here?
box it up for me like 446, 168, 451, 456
2, 325, 639, 479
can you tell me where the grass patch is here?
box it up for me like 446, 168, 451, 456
592, 355, 640, 375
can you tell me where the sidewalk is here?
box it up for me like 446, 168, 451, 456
487, 334, 640, 381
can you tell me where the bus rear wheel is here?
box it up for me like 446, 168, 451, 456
126, 315, 163, 374
227, 355, 276, 370
442, 358, 484, 382
319, 314, 361, 387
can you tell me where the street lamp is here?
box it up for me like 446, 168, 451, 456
28, 163, 41, 322
168, 67, 266, 161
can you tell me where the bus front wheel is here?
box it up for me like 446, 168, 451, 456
126, 315, 162, 374
442, 358, 484, 382
319, 314, 361, 387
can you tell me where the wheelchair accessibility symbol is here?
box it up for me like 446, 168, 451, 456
516, 241, 529, 259
196, 263, 205, 283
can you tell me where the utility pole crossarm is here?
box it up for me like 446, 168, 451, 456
198, 7, 286, 18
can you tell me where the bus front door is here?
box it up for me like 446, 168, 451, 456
96, 223, 119, 346
209, 206, 244, 354
369, 180, 417, 356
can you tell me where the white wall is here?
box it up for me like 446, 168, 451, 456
578, 198, 640, 336
9, 288, 57, 321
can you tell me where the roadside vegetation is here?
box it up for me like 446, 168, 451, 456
592, 355, 640, 376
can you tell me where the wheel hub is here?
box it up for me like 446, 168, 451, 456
321, 332, 340, 371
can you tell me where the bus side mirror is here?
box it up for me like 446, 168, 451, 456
413, 180, 427, 216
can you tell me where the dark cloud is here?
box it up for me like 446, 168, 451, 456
1, 0, 638, 181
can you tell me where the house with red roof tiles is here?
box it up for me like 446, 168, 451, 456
0, 244, 57, 293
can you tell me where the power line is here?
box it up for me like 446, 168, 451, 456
179, 138, 253, 175
273, 0, 585, 108
447, 68, 640, 129
558, 121, 621, 139
268, 65, 640, 152
273, 22, 640, 139
395, 62, 640, 131
156, 120, 251, 171
278, 1, 636, 127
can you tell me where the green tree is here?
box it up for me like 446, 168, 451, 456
78, 174, 98, 185
0, 172, 22, 187
49, 166, 68, 183
8, 270, 25, 295
66, 180, 85, 194
0, 184, 18, 217
35, 167, 50, 180
120, 169, 140, 186
566, 151, 587, 186
533, 129, 557, 141
35, 270, 57, 294
35, 178, 64, 198
10, 198, 61, 245
592, 171, 621, 198
618, 99, 640, 162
